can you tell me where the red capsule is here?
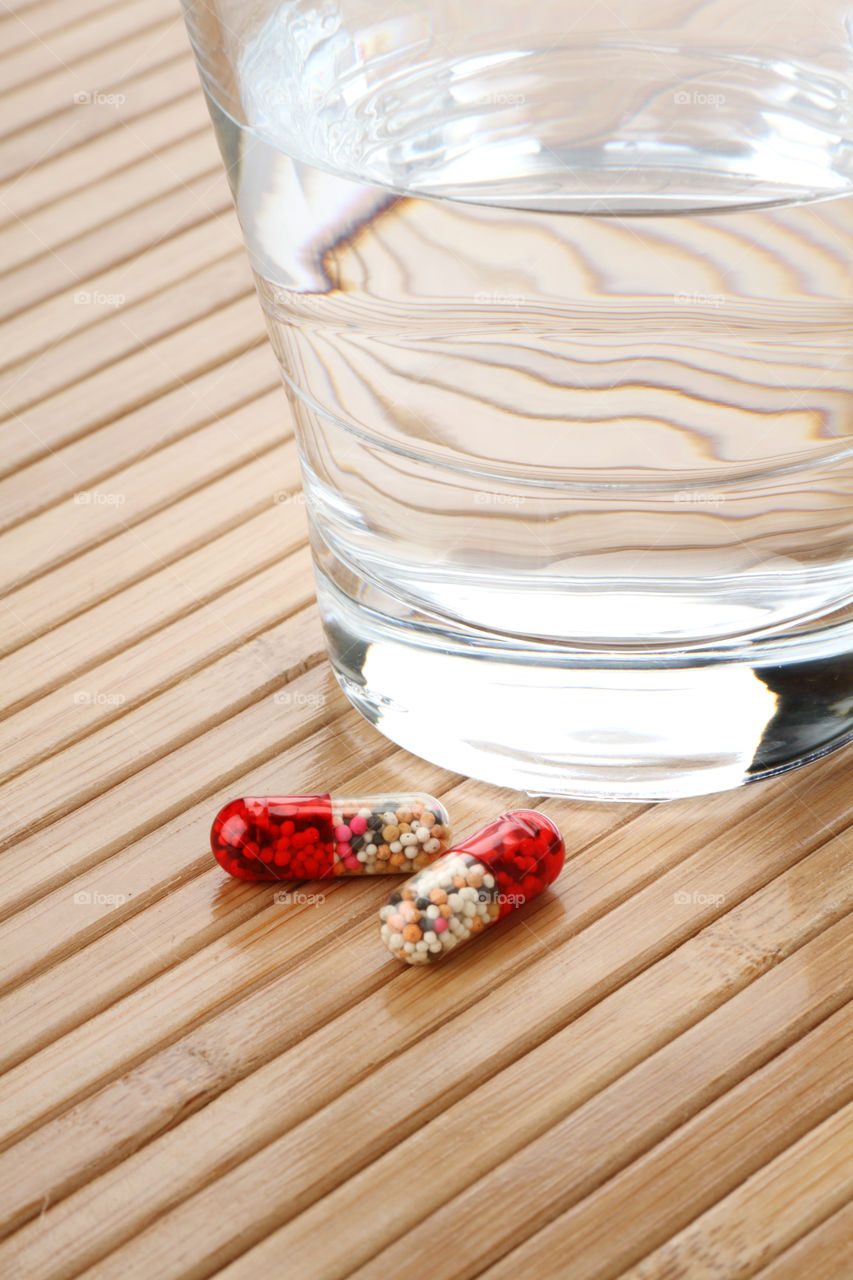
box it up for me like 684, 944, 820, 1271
379, 810, 564, 964
211, 792, 452, 881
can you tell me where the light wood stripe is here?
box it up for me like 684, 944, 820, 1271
0, 0, 177, 95
0, 211, 245, 377
0, 522, 311, 779
0, 18, 188, 140
751, 1199, 853, 1280
0, 166, 232, 321
0, 480, 296, 668
612, 1099, 853, 1280
0, 88, 210, 232
0, 123, 222, 274
0, 252, 254, 425
0, 53, 201, 185
127, 835, 852, 1280
0, 0, 134, 57
0, 293, 263, 474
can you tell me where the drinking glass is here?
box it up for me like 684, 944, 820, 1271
182, 0, 853, 799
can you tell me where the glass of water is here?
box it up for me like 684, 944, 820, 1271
182, 0, 853, 799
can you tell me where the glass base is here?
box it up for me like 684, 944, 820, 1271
316, 570, 853, 802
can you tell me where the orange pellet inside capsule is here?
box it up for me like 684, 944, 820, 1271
380, 810, 564, 963
211, 792, 452, 880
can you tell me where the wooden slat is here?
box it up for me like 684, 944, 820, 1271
613, 1101, 853, 1279
0, 342, 276, 534
0, 251, 254, 423
0, 53, 200, 185
0, 17, 187, 138
0, 0, 177, 95
0, 0, 131, 56
0, 491, 296, 685
751, 1199, 853, 1280
0, 292, 263, 476
0, 535, 313, 781
0, 120, 221, 274
102, 846, 853, 1280
0, 740, 440, 1074
0, 811, 846, 1278
0, 640, 341, 921
0, 88, 209, 231
0, 445, 300, 701
0, 195, 244, 378
245, 1019, 853, 1280
0, 604, 328, 848
335, 882, 853, 1280
0, 164, 231, 319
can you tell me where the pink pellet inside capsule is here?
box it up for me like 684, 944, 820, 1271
379, 810, 565, 964
210, 793, 453, 880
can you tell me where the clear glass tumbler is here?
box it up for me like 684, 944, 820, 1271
182, 0, 853, 799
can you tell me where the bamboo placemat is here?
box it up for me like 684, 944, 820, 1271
0, 3, 851, 1277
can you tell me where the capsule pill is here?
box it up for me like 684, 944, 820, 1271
380, 810, 564, 964
211, 792, 452, 880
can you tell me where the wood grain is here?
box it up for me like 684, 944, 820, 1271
1, 6, 851, 1280
752, 1200, 853, 1280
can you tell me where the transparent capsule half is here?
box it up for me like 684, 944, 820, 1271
380, 810, 564, 964
211, 792, 452, 880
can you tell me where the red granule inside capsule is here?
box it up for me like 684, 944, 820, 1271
379, 809, 565, 965
456, 809, 565, 918
212, 793, 453, 881
210, 795, 335, 881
